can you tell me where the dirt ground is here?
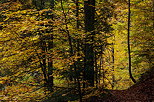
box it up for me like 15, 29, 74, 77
86, 73, 154, 102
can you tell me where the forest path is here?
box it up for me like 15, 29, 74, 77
99, 78, 154, 102
85, 75, 154, 102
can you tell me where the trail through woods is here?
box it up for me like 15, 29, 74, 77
86, 73, 154, 102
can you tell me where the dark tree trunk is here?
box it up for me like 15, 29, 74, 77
60, 0, 74, 81
47, 26, 54, 91
37, 0, 54, 91
40, 37, 48, 85
46, 0, 55, 91
111, 46, 115, 89
128, 0, 136, 83
84, 0, 95, 87
95, 51, 98, 88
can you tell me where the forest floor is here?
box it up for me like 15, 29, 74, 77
86, 74, 154, 102
43, 70, 154, 102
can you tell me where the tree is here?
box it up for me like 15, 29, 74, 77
127, 0, 136, 83
83, 0, 95, 87
131, 0, 154, 80
30, 0, 55, 91
46, 0, 55, 91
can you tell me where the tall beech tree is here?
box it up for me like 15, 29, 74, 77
127, 0, 136, 83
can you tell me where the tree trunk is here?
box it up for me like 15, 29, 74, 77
46, 0, 55, 91
76, 0, 82, 101
128, 0, 136, 83
84, 0, 95, 87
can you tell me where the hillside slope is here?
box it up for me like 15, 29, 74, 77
86, 69, 154, 102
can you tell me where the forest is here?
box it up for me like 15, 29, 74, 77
0, 0, 153, 101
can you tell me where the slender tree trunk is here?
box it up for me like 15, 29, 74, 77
111, 35, 115, 89
37, 0, 54, 91
46, 0, 55, 91
111, 46, 115, 89
40, 38, 48, 86
38, 0, 49, 87
60, 0, 82, 101
60, 0, 74, 81
95, 51, 98, 88
128, 0, 136, 83
100, 46, 105, 87
47, 21, 54, 91
75, 0, 82, 101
